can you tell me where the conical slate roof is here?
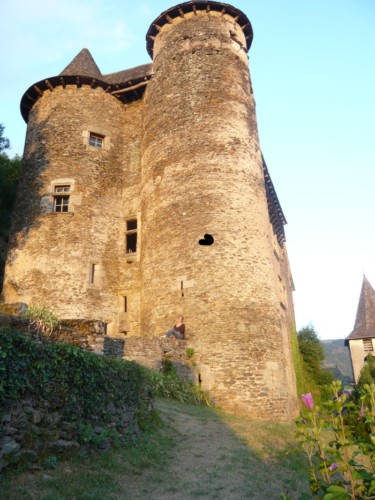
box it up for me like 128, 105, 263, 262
59, 48, 102, 78
347, 276, 375, 341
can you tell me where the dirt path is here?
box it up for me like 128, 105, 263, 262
121, 399, 309, 500
2, 398, 309, 499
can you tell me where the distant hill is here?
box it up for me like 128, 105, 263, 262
322, 339, 353, 385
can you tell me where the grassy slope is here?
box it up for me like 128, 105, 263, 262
1, 398, 310, 500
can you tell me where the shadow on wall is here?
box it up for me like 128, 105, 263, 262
0, 118, 49, 299
103, 336, 125, 358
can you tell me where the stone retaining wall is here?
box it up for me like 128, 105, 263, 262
0, 309, 195, 471
1, 392, 142, 472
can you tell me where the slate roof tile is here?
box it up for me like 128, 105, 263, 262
347, 277, 375, 341
60, 48, 102, 78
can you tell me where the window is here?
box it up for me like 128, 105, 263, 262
363, 339, 373, 352
89, 263, 101, 287
89, 133, 104, 149
126, 219, 137, 253
53, 185, 70, 212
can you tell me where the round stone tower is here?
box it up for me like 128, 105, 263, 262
140, 1, 298, 418
2, 50, 126, 323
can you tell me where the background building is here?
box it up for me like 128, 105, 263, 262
346, 276, 375, 383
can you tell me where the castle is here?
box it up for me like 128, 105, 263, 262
1, 1, 298, 420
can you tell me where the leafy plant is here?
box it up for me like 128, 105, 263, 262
43, 455, 58, 470
147, 367, 211, 407
24, 305, 61, 337
295, 380, 375, 499
186, 347, 195, 359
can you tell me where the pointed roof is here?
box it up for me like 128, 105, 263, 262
346, 276, 375, 342
59, 48, 102, 78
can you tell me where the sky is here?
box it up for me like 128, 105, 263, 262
1, 0, 374, 340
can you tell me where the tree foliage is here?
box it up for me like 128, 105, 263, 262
358, 355, 375, 387
297, 324, 334, 401
0, 123, 10, 153
0, 125, 21, 239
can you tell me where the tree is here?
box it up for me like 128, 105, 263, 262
297, 324, 334, 401
0, 124, 10, 152
0, 125, 21, 238
298, 324, 325, 374
358, 355, 375, 387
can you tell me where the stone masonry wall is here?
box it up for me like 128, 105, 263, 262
0, 315, 154, 473
2, 86, 126, 324
140, 10, 298, 419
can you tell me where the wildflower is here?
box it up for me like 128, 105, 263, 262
301, 393, 314, 410
339, 388, 351, 398
328, 462, 338, 472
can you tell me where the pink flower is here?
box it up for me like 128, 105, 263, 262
301, 393, 315, 410
328, 462, 338, 471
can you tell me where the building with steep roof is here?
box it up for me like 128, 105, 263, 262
346, 276, 375, 382
1, 1, 298, 419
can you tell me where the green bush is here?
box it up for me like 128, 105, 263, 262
0, 327, 151, 426
146, 362, 210, 407
358, 355, 375, 387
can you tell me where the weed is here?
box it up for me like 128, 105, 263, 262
186, 347, 195, 359
43, 455, 58, 470
24, 305, 61, 337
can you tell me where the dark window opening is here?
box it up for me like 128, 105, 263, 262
124, 296, 128, 313
126, 233, 137, 253
89, 133, 104, 149
127, 219, 137, 231
126, 219, 138, 254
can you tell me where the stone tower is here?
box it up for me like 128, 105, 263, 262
140, 2, 297, 419
1, 1, 298, 419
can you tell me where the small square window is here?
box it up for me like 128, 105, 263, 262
89, 133, 104, 149
53, 185, 70, 213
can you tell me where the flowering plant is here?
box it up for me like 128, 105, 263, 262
295, 381, 375, 499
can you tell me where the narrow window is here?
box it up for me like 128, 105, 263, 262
89, 264, 96, 285
124, 296, 128, 313
89, 133, 104, 149
126, 219, 137, 254
53, 185, 70, 213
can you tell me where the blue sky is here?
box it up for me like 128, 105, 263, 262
1, 0, 374, 339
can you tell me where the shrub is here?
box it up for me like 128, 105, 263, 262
147, 363, 210, 407
0, 327, 151, 427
